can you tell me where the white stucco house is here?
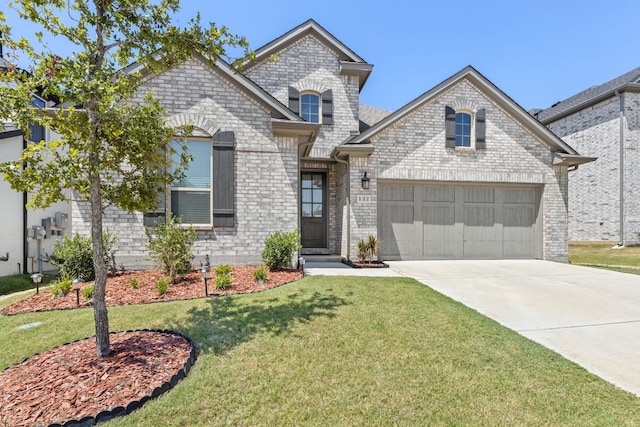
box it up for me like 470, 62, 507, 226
3, 20, 595, 274
0, 53, 70, 276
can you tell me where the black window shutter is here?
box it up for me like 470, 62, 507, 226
322, 89, 333, 125
288, 87, 300, 115
475, 109, 486, 149
28, 122, 45, 143
445, 106, 456, 148
212, 131, 235, 227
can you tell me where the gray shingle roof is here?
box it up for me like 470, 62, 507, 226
359, 104, 391, 132
535, 67, 640, 123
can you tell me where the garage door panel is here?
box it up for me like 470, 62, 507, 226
380, 183, 541, 260
423, 205, 459, 258
380, 204, 415, 258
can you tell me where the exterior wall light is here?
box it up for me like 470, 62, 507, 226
361, 171, 370, 190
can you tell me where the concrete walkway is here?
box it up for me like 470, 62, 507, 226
304, 261, 402, 277
387, 259, 640, 397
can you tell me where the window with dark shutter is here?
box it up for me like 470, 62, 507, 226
475, 108, 486, 149
212, 131, 235, 227
445, 106, 456, 148
288, 87, 300, 115
322, 89, 333, 125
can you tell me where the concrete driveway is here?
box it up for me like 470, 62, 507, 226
386, 259, 640, 397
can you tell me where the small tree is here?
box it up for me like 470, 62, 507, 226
0, 1, 251, 357
146, 214, 197, 283
262, 230, 302, 270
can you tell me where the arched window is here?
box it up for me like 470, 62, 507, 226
300, 93, 320, 123
455, 112, 472, 147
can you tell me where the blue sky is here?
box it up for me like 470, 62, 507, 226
3, 0, 640, 112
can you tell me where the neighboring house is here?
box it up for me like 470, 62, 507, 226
61, 19, 592, 265
0, 54, 70, 277
535, 68, 640, 245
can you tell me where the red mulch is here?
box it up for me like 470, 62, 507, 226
0, 330, 191, 427
0, 267, 303, 426
1, 267, 303, 315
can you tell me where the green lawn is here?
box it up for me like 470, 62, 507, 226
2, 276, 640, 426
0, 273, 57, 296
569, 241, 640, 274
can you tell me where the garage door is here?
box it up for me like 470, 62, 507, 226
379, 182, 542, 260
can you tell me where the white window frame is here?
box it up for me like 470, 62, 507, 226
170, 137, 213, 227
300, 92, 321, 123
455, 110, 475, 149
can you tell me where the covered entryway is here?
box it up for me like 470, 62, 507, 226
379, 182, 542, 260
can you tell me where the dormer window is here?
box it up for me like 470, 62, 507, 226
300, 93, 320, 123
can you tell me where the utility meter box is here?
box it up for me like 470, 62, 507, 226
28, 226, 46, 240
55, 212, 69, 230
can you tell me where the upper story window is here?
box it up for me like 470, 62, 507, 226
288, 87, 333, 125
445, 106, 486, 150
455, 112, 472, 147
29, 95, 46, 143
300, 93, 320, 123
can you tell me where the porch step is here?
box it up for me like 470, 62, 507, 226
302, 254, 344, 263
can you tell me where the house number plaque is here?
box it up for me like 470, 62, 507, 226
356, 195, 372, 203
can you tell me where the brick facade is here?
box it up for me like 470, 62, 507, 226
544, 91, 640, 244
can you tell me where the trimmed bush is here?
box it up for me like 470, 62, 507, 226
214, 264, 232, 276
156, 276, 170, 295
262, 229, 302, 270
214, 273, 232, 290
252, 266, 269, 283
51, 279, 72, 298
83, 284, 94, 300
50, 233, 116, 281
146, 214, 197, 283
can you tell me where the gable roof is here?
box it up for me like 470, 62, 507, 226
345, 66, 595, 166
535, 67, 640, 124
245, 19, 373, 90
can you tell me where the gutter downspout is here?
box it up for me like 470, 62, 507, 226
332, 152, 350, 260
616, 90, 625, 246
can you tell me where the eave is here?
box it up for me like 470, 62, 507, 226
272, 119, 320, 157
553, 153, 597, 167
340, 62, 373, 91
332, 143, 374, 158
539, 82, 640, 125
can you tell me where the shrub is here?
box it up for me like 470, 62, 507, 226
50, 233, 116, 281
129, 278, 138, 289
156, 276, 170, 295
214, 264, 232, 276
83, 284, 94, 300
146, 214, 197, 283
51, 279, 72, 298
252, 266, 269, 283
356, 234, 380, 263
262, 229, 302, 270
214, 273, 232, 290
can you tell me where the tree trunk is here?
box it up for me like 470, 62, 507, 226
89, 168, 110, 357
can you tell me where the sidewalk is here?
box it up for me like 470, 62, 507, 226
304, 261, 402, 277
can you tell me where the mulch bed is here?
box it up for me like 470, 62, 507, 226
342, 259, 389, 268
0, 267, 303, 426
2, 267, 303, 315
0, 330, 193, 427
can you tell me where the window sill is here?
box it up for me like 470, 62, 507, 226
453, 147, 477, 153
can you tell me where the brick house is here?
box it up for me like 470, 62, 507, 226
68, 19, 593, 266
535, 68, 640, 245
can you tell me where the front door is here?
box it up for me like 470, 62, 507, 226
301, 172, 327, 248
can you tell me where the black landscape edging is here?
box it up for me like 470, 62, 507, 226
2, 329, 197, 427
341, 259, 389, 269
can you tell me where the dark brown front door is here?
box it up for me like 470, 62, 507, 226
301, 172, 327, 248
